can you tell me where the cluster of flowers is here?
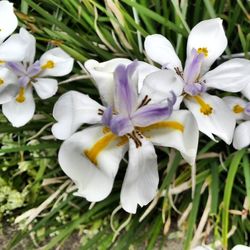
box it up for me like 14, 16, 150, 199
1, 1, 250, 217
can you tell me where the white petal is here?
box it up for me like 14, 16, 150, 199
0, 1, 18, 43
192, 246, 213, 250
52, 90, 104, 140
144, 34, 182, 70
33, 78, 58, 99
120, 138, 158, 213
138, 69, 184, 105
187, 18, 227, 73
203, 59, 250, 92
184, 93, 236, 144
233, 121, 250, 150
2, 87, 35, 127
232, 245, 250, 250
0, 67, 18, 104
19, 28, 36, 65
58, 126, 128, 202
144, 110, 199, 166
39, 48, 74, 77
223, 96, 248, 120
0, 33, 28, 61
84, 58, 131, 106
242, 82, 250, 100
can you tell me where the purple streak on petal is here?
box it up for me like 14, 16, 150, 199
183, 48, 204, 84
102, 106, 113, 126
114, 61, 138, 116
27, 60, 41, 77
110, 114, 134, 136
18, 76, 30, 87
7, 62, 26, 76
244, 102, 250, 116
184, 82, 207, 96
131, 101, 174, 127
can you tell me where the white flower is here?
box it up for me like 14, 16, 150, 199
0, 1, 28, 62
52, 61, 199, 213
0, 28, 74, 127
232, 245, 250, 250
224, 90, 250, 149
145, 18, 250, 144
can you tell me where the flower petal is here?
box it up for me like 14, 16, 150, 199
120, 138, 158, 213
39, 48, 74, 77
223, 96, 248, 120
2, 87, 35, 127
52, 91, 104, 140
233, 121, 250, 150
0, 1, 18, 43
143, 110, 199, 166
144, 34, 182, 70
84, 58, 131, 106
184, 93, 236, 144
187, 18, 227, 74
0, 67, 18, 104
110, 115, 134, 136
231, 245, 250, 250
0, 33, 28, 61
58, 126, 128, 202
138, 69, 184, 105
242, 82, 250, 100
33, 78, 58, 99
203, 59, 250, 92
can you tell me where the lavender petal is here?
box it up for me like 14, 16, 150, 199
102, 106, 113, 126
184, 82, 206, 96
110, 114, 134, 136
27, 60, 41, 77
18, 76, 30, 87
7, 62, 26, 76
244, 102, 250, 116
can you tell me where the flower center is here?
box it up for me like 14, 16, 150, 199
0, 78, 4, 85
233, 104, 244, 113
193, 95, 213, 115
41, 60, 55, 70
197, 47, 208, 57
16, 87, 26, 103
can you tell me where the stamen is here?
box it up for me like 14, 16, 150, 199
138, 95, 151, 109
41, 60, 55, 70
84, 132, 117, 166
16, 87, 26, 103
98, 109, 104, 115
140, 121, 184, 133
193, 95, 213, 115
0, 78, 4, 85
127, 131, 142, 148
174, 67, 183, 78
233, 104, 244, 114
197, 47, 208, 57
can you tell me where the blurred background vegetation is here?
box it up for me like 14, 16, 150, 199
0, 0, 250, 249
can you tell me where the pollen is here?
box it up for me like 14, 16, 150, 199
84, 132, 116, 166
193, 95, 213, 115
233, 104, 244, 113
42, 60, 55, 70
0, 78, 4, 85
197, 47, 208, 57
16, 87, 26, 103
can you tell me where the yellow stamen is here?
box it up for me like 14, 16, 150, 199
140, 121, 184, 133
41, 60, 55, 70
16, 87, 26, 103
193, 95, 213, 115
0, 78, 4, 85
197, 47, 208, 57
233, 104, 244, 113
84, 132, 117, 166
102, 127, 110, 134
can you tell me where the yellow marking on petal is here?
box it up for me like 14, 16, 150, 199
84, 132, 117, 166
140, 121, 184, 133
16, 87, 26, 103
193, 95, 213, 115
0, 78, 4, 85
102, 127, 110, 134
41, 60, 55, 70
233, 104, 244, 114
0, 60, 5, 65
197, 47, 208, 57
116, 136, 128, 146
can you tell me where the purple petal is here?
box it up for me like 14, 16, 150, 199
132, 102, 174, 127
110, 115, 134, 136
27, 60, 41, 77
18, 76, 30, 87
244, 102, 250, 116
184, 82, 207, 96
183, 48, 204, 84
7, 62, 26, 76
114, 61, 138, 116
102, 106, 113, 126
